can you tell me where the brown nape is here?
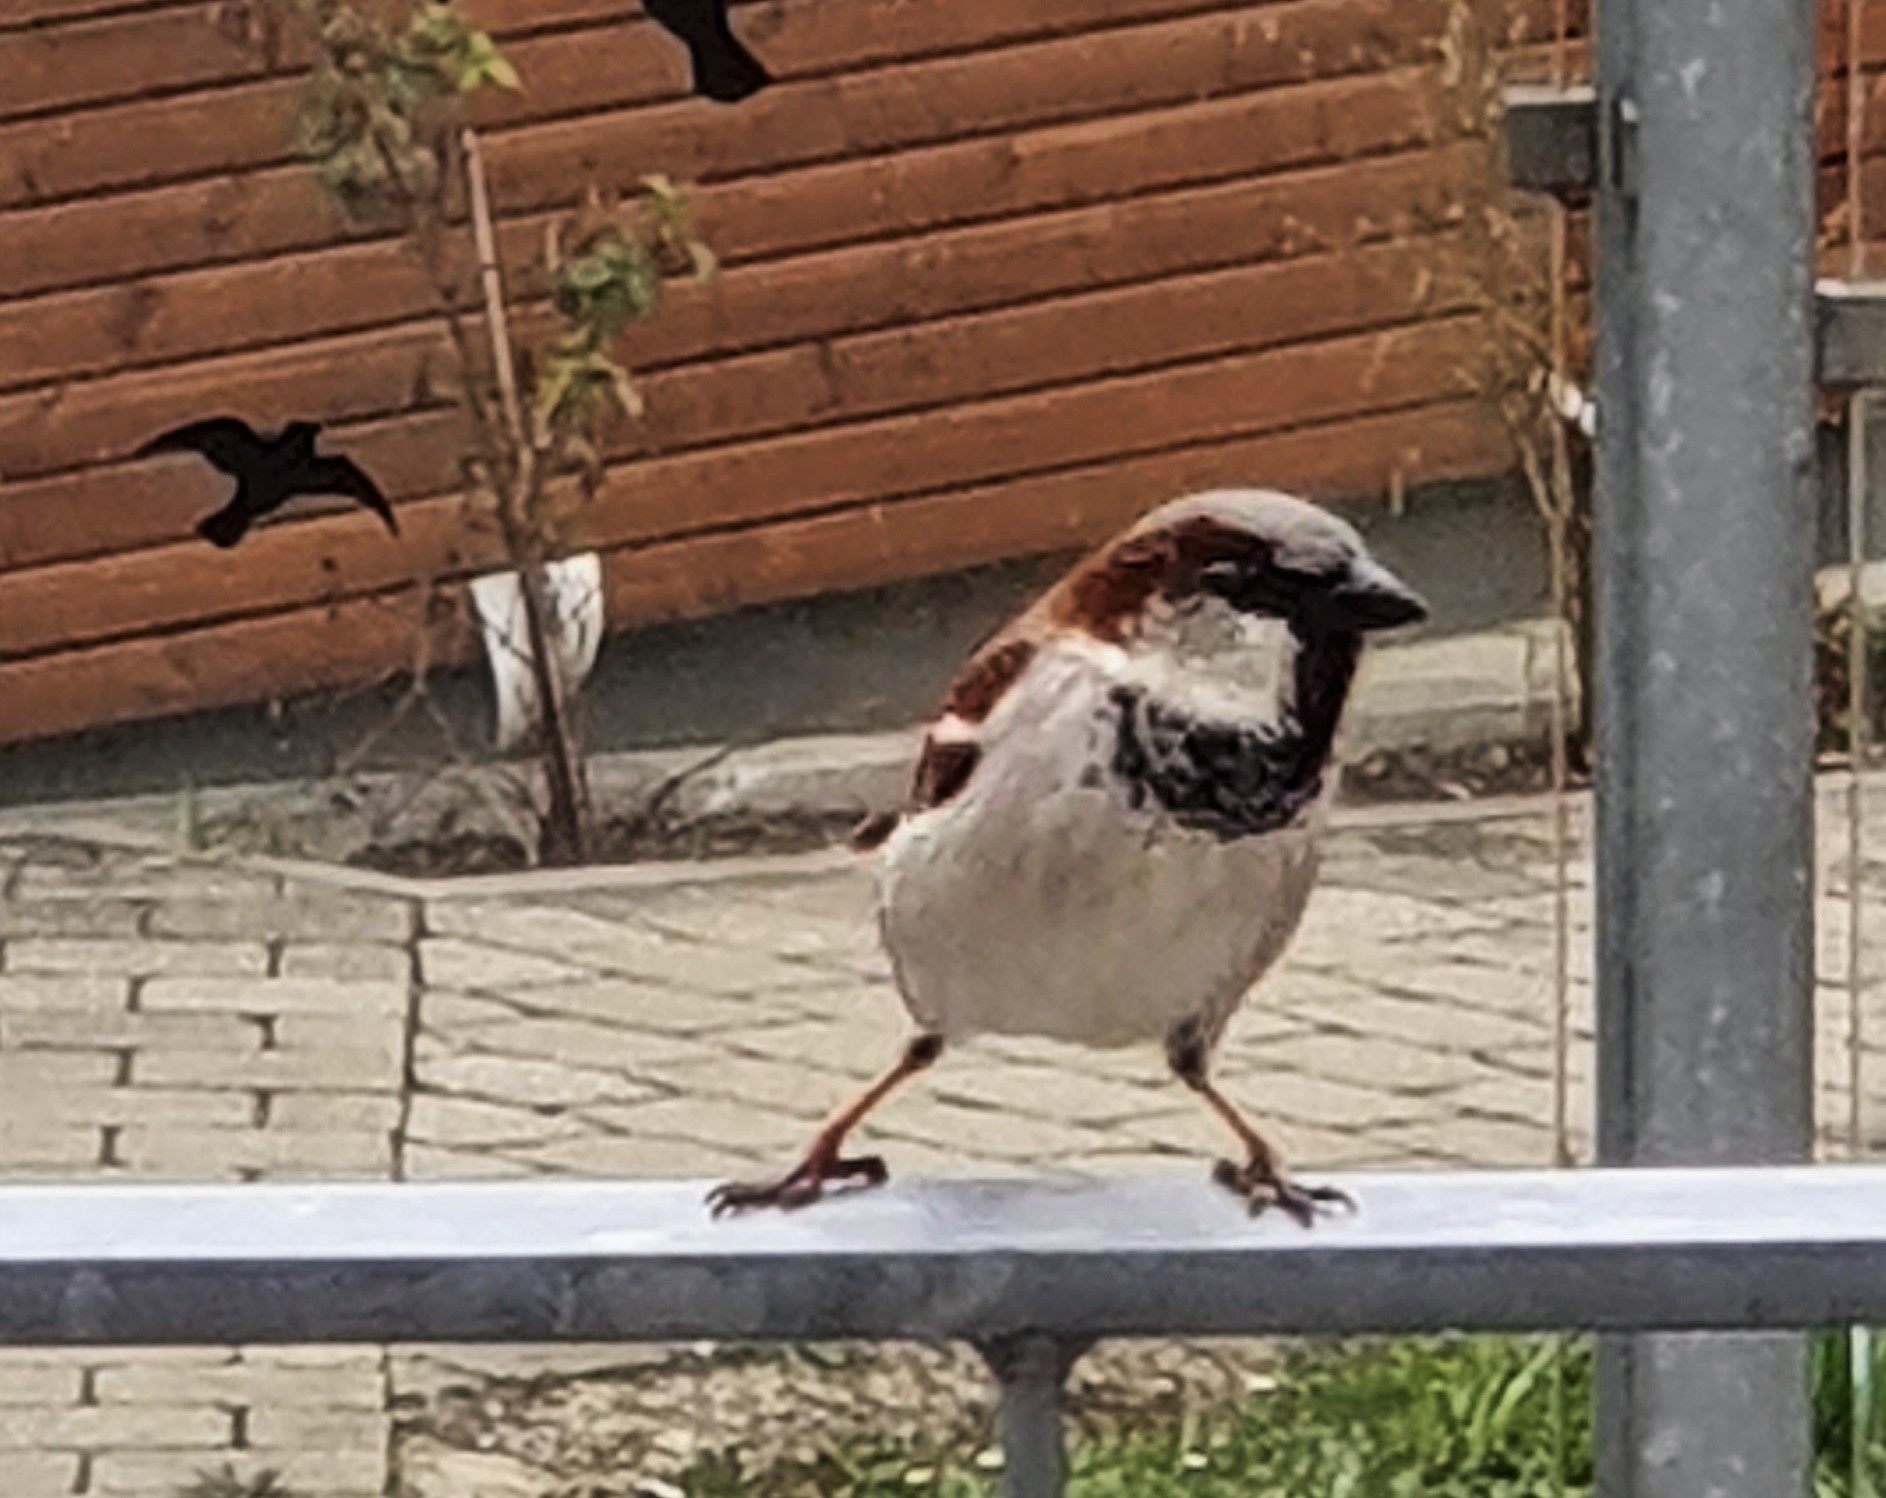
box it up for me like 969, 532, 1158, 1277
942, 637, 1037, 723
706, 1033, 945, 1213
1048, 516, 1268, 642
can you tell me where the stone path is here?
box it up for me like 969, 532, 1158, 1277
2, 784, 1884, 1495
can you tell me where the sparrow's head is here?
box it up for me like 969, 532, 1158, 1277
1057, 488, 1427, 644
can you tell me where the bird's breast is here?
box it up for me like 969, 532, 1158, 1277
877, 648, 1327, 1047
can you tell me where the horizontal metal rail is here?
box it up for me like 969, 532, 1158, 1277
2, 1166, 1885, 1346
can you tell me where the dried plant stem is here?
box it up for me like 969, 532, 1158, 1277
461, 124, 594, 863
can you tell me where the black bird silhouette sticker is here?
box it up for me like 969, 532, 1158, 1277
135, 417, 398, 549
643, 0, 770, 103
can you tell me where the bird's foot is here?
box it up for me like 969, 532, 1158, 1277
706, 1151, 888, 1216
1211, 1157, 1354, 1228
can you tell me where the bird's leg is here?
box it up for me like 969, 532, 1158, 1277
706, 1033, 944, 1215
1164, 1017, 1351, 1227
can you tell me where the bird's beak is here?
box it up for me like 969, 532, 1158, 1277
1329, 556, 1427, 632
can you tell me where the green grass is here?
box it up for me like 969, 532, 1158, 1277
679, 1333, 1886, 1498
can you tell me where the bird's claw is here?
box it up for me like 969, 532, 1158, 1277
706, 1152, 889, 1216
1212, 1157, 1354, 1228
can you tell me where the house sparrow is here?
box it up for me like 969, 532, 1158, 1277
708, 489, 1426, 1224
135, 417, 397, 548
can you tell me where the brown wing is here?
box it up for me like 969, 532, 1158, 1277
846, 636, 1040, 851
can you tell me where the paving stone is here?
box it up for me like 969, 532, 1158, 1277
130, 1048, 403, 1092
0, 1403, 233, 1448
429, 1015, 720, 1079
4, 939, 268, 977
627, 896, 884, 968
926, 1062, 1173, 1125
583, 1096, 826, 1156
0, 1011, 257, 1052
417, 938, 596, 990
1270, 987, 1551, 1054
429, 909, 842, 995
149, 891, 412, 943
0, 1121, 103, 1167
238, 1346, 385, 1368
269, 1093, 404, 1134
1390, 1114, 1560, 1165
1124, 1066, 1427, 1141
875, 1098, 1109, 1163
140, 977, 406, 1018
510, 977, 799, 1036
243, 1406, 389, 1451
278, 942, 413, 981
0, 1360, 83, 1405
401, 1143, 546, 1180
0, 1051, 122, 1090
495, 1131, 758, 1177
93, 1449, 383, 1496
0, 899, 145, 938
271, 1014, 405, 1071
860, 1140, 1030, 1178
716, 1014, 909, 1081
416, 989, 527, 1030
405, 1094, 586, 1149
650, 1050, 853, 1121
413, 1045, 662, 1109
1437, 1067, 1594, 1127
94, 1361, 386, 1409
1245, 1032, 1497, 1096
13, 1088, 256, 1131
1, 1452, 82, 1498
0, 974, 129, 1012
111, 1126, 392, 1179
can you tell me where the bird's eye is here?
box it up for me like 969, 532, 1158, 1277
1199, 560, 1244, 589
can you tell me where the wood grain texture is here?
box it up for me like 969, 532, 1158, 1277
0, 0, 1614, 743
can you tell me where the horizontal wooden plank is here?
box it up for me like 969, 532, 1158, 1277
0, 581, 475, 748
0, 56, 1441, 311
0, 4, 265, 122
565, 314, 1492, 552
0, 397, 1503, 747
0, 0, 1450, 212
1822, 0, 1886, 75
0, 138, 1479, 484
0, 141, 1481, 577
0, 0, 677, 121
0, 67, 1448, 396
602, 398, 1510, 629
0, 224, 1476, 580
0, 310, 1489, 659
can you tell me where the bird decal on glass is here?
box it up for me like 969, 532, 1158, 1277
134, 417, 398, 549
643, 0, 771, 103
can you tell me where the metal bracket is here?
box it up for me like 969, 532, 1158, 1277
1503, 87, 1886, 391
1503, 83, 1597, 196
1816, 279, 1886, 388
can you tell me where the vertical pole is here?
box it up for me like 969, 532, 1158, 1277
1592, 0, 1818, 1493
979, 1337, 1085, 1498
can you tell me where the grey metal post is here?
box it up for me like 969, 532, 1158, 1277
979, 1337, 1086, 1498
1592, 0, 1819, 1492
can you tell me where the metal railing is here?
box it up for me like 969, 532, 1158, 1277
4, 1167, 1886, 1495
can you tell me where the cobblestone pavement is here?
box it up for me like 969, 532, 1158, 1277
2, 786, 1885, 1495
